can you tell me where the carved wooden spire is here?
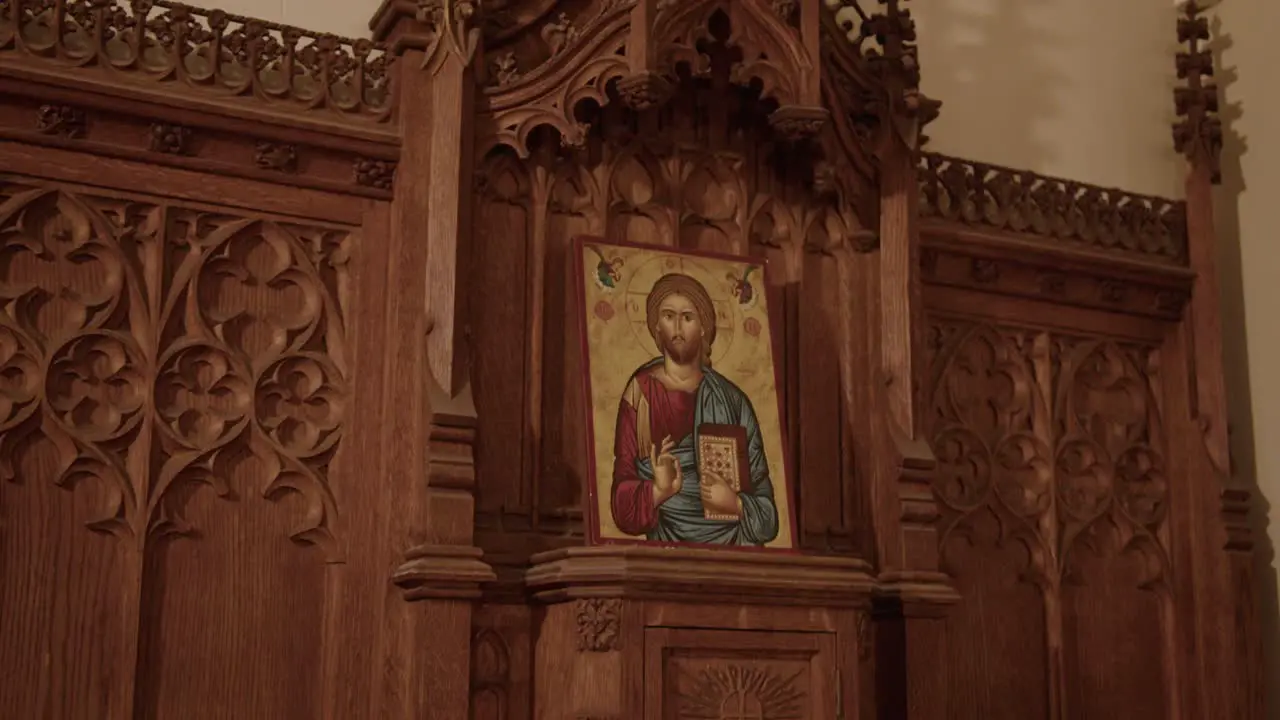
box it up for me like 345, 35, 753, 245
1173, 0, 1223, 183
1170, 7, 1263, 715
824, 0, 940, 157
1170, 0, 1232, 487
865, 0, 940, 151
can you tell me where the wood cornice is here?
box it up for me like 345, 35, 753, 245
526, 546, 876, 606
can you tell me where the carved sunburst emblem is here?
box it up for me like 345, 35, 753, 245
678, 664, 806, 719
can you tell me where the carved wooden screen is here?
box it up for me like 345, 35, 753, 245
0, 3, 401, 715
0, 0, 1263, 718
0, 154, 387, 719
917, 152, 1248, 718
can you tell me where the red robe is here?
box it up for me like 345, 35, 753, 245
610, 367, 697, 535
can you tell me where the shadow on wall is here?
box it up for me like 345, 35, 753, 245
915, 0, 1184, 197
1209, 16, 1279, 716
189, 0, 377, 38
914, 0, 1066, 174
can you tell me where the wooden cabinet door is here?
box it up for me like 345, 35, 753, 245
644, 627, 838, 719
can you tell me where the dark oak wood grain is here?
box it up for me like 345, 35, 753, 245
0, 0, 1261, 718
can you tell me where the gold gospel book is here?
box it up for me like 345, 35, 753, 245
696, 423, 751, 521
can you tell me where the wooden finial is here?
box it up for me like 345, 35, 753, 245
1172, 0, 1223, 182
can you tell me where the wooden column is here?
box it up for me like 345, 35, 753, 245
870, 2, 957, 717
370, 2, 493, 717
1172, 3, 1263, 717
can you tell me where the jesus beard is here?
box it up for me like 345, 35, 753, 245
659, 329, 702, 366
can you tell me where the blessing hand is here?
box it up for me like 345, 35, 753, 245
700, 471, 741, 518
650, 435, 682, 505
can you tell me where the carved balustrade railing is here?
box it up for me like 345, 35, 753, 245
916, 153, 1193, 323
919, 153, 1188, 265
0, 0, 394, 126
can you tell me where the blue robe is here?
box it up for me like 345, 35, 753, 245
627, 358, 780, 546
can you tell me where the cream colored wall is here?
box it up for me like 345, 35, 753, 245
211, 0, 375, 38
915, 0, 1184, 198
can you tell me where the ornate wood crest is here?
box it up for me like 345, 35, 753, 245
462, 0, 935, 227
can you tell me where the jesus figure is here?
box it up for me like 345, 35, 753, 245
609, 272, 780, 546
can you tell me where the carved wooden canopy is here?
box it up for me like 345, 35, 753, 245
374, 0, 938, 225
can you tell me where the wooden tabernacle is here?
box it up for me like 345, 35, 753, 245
0, 0, 1261, 718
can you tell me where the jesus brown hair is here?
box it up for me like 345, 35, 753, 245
645, 272, 717, 366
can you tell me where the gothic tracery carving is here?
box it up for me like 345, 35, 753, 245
653, 2, 811, 108
927, 318, 1172, 591
1052, 337, 1169, 586
416, 0, 483, 72
0, 181, 351, 555
470, 627, 512, 717
928, 322, 1055, 585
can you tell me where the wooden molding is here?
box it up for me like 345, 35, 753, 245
525, 546, 875, 605
0, 82, 398, 198
875, 571, 962, 609
921, 226, 1195, 321
393, 544, 496, 600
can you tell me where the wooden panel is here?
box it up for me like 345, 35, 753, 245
472, 153, 532, 525
927, 320, 1052, 720
0, 174, 357, 718
1054, 339, 1171, 718
136, 506, 329, 718
1, 440, 131, 717
0, 140, 372, 226
942, 506, 1050, 719
0, 88, 396, 201
1061, 550, 1168, 719
927, 313, 1176, 719
796, 249, 856, 552
540, 165, 599, 520
643, 627, 837, 720
471, 603, 533, 720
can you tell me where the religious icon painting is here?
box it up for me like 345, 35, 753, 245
573, 237, 798, 551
